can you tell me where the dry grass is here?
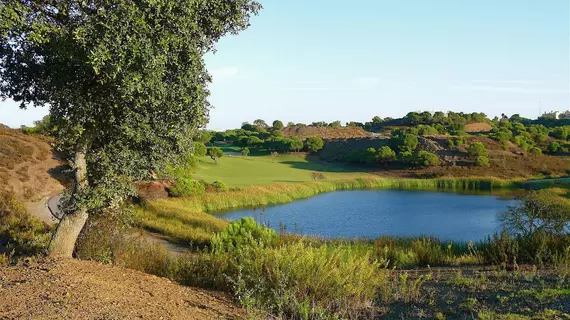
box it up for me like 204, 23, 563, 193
283, 126, 372, 139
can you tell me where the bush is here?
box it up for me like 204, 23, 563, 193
210, 180, 229, 192
168, 178, 206, 197
475, 156, 490, 167
223, 241, 386, 318
547, 141, 560, 153
210, 218, 278, 254
446, 139, 455, 148
468, 142, 488, 158
418, 150, 439, 167
305, 136, 324, 153
0, 192, 52, 256
241, 147, 250, 156
530, 147, 542, 155
377, 146, 396, 163
193, 142, 207, 157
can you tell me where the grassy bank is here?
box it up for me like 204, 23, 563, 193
135, 176, 523, 245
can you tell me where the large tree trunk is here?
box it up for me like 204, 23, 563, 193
49, 143, 89, 258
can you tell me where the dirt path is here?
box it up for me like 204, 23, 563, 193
0, 258, 242, 319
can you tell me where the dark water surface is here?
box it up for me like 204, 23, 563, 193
218, 190, 517, 241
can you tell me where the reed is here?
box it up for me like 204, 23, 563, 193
135, 176, 523, 244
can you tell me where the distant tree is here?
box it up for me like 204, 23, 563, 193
551, 126, 570, 140
404, 112, 421, 125
329, 120, 342, 128
253, 119, 269, 129
208, 147, 224, 164
364, 148, 378, 164
194, 143, 207, 157
195, 131, 213, 144
311, 121, 328, 127
418, 151, 439, 167
270, 130, 284, 138
468, 142, 488, 158
247, 136, 264, 149
377, 146, 396, 164
287, 122, 296, 127
530, 147, 542, 156
289, 136, 304, 152
272, 120, 284, 131
547, 141, 561, 153
305, 136, 324, 153
372, 116, 383, 124
397, 134, 419, 153
475, 156, 490, 167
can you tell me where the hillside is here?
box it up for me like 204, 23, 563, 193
320, 135, 570, 178
283, 126, 372, 139
0, 126, 67, 200
0, 126, 68, 223
0, 258, 242, 319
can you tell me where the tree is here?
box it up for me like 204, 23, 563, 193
241, 147, 250, 157
499, 191, 570, 236
0, 0, 261, 257
272, 120, 284, 131
194, 143, 208, 157
195, 131, 213, 144
246, 136, 264, 149
397, 134, 419, 153
208, 147, 224, 164
547, 141, 561, 153
253, 119, 269, 129
475, 156, 490, 167
305, 136, 324, 153
287, 122, 295, 127
363, 148, 378, 164
289, 136, 304, 152
377, 146, 396, 164
329, 121, 342, 128
418, 151, 439, 167
372, 116, 383, 124
468, 142, 488, 158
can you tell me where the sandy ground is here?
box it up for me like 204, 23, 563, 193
0, 258, 242, 320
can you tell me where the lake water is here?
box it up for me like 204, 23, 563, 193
218, 190, 518, 241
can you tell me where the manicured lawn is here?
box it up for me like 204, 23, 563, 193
194, 154, 373, 187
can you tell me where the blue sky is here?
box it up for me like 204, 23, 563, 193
1, 0, 568, 129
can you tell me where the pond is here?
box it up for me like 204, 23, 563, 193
218, 190, 518, 242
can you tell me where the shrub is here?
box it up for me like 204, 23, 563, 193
305, 136, 324, 153
168, 178, 206, 197
418, 150, 439, 167
193, 142, 207, 157
208, 147, 224, 163
446, 139, 455, 148
530, 147, 542, 155
475, 156, 490, 167
468, 142, 488, 158
210, 180, 229, 192
210, 218, 278, 254
241, 147, 250, 156
223, 241, 386, 318
377, 146, 396, 163
547, 141, 560, 153
0, 192, 52, 255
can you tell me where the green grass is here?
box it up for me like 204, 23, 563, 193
193, 153, 374, 187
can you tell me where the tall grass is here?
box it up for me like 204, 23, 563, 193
135, 176, 521, 244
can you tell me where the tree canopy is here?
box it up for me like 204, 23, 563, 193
0, 0, 261, 256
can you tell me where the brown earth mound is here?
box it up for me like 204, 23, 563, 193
283, 126, 372, 139
0, 258, 242, 320
465, 122, 492, 133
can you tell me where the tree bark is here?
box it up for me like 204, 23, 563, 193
49, 143, 89, 258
